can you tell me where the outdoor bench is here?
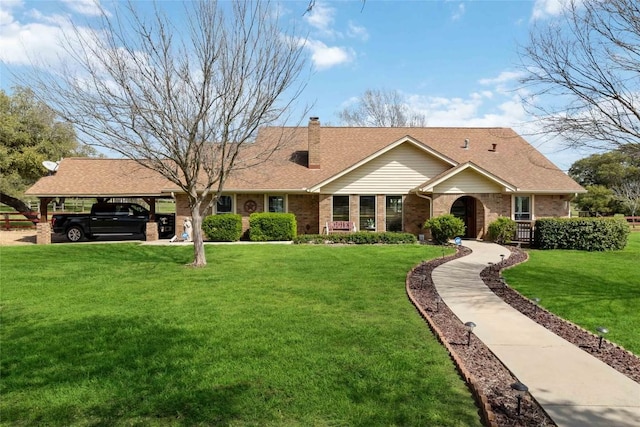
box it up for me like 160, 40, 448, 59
325, 221, 356, 234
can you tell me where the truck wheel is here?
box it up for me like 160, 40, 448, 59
66, 226, 84, 242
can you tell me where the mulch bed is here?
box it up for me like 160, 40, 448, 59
407, 245, 640, 427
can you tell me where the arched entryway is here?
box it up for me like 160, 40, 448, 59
450, 196, 480, 238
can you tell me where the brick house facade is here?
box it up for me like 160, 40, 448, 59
27, 118, 585, 242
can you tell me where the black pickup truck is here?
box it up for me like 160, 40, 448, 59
52, 202, 175, 242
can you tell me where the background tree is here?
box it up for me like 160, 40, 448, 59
568, 146, 640, 188
0, 87, 94, 217
21, 0, 307, 266
569, 146, 640, 214
337, 89, 427, 127
574, 185, 615, 216
612, 181, 640, 218
520, 0, 640, 155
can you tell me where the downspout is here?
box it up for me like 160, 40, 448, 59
413, 189, 433, 218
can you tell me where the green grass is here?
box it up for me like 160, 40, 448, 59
503, 232, 640, 355
0, 244, 480, 426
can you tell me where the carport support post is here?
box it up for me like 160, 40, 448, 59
39, 198, 53, 222
145, 222, 159, 241
36, 222, 51, 245
142, 197, 159, 242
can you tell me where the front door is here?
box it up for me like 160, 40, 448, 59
451, 196, 476, 238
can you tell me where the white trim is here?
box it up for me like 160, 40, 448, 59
265, 194, 288, 213
512, 194, 534, 221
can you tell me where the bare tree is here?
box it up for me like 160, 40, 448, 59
519, 0, 640, 154
613, 180, 640, 218
337, 89, 427, 127
22, 1, 308, 266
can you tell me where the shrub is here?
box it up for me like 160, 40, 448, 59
249, 213, 297, 241
534, 217, 629, 251
424, 214, 465, 245
292, 232, 417, 245
487, 217, 517, 244
202, 214, 242, 242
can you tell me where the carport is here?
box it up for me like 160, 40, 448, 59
25, 158, 175, 244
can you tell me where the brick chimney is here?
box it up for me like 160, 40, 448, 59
308, 117, 321, 169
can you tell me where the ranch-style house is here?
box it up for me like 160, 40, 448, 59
26, 117, 585, 242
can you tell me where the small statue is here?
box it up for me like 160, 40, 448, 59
183, 217, 193, 242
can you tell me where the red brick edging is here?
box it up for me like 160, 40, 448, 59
405, 257, 498, 427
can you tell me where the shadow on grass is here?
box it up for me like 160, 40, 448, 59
1, 315, 249, 426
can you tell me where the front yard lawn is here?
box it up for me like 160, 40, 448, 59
503, 232, 640, 355
1, 243, 480, 426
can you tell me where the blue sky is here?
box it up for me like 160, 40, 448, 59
0, 0, 596, 170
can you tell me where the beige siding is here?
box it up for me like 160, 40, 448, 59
321, 143, 450, 194
433, 169, 503, 194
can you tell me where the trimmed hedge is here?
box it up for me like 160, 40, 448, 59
534, 217, 629, 251
202, 214, 243, 242
487, 217, 517, 244
249, 212, 297, 241
293, 232, 417, 245
424, 214, 465, 245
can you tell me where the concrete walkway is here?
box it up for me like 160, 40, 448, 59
432, 240, 640, 427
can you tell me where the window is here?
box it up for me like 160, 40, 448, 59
268, 195, 285, 213
332, 196, 349, 221
360, 196, 376, 230
386, 195, 403, 232
216, 195, 233, 214
514, 196, 531, 220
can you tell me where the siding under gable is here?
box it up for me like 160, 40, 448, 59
321, 143, 451, 194
433, 168, 504, 194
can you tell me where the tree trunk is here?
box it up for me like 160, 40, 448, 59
0, 193, 39, 222
190, 204, 207, 267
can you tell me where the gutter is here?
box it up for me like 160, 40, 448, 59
413, 189, 434, 218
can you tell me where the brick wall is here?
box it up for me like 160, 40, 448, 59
403, 193, 431, 235
318, 194, 332, 233
288, 194, 320, 234
535, 194, 571, 218
376, 194, 385, 232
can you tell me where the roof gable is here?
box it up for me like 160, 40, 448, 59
417, 162, 517, 193
307, 136, 456, 193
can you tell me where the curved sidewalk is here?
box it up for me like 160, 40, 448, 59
431, 240, 640, 427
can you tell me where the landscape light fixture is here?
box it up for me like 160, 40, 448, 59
500, 254, 505, 263
464, 321, 476, 346
596, 326, 609, 350
510, 381, 529, 416
532, 297, 541, 315
435, 295, 442, 312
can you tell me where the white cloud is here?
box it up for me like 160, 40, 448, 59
305, 39, 353, 70
531, 0, 584, 20
61, 0, 105, 17
479, 71, 523, 86
304, 2, 335, 34
451, 3, 465, 21
0, 15, 68, 66
347, 21, 368, 41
